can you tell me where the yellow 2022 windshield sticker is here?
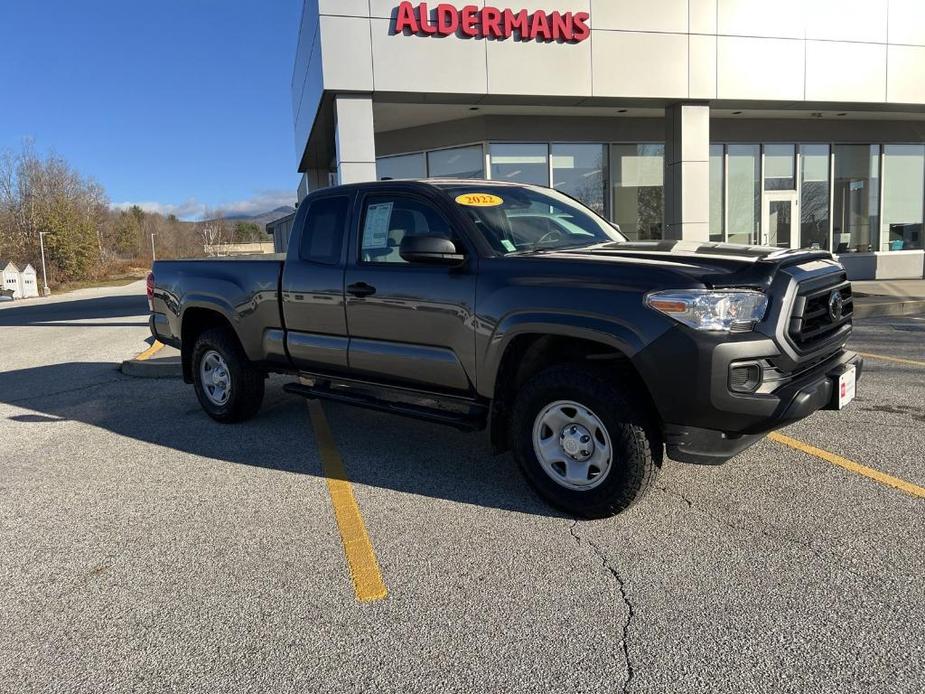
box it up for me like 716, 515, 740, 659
455, 193, 504, 207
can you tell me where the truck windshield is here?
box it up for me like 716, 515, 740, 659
443, 185, 626, 255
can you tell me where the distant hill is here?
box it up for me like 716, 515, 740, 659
209, 205, 296, 233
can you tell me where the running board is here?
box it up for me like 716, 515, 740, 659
283, 382, 487, 432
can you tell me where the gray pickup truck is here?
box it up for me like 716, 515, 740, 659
149, 179, 861, 517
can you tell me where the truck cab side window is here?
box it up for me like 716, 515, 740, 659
300, 196, 349, 265
360, 196, 456, 264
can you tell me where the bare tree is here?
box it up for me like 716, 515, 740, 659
0, 140, 208, 284
198, 210, 229, 255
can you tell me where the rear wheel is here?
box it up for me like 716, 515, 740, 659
192, 327, 264, 423
511, 364, 660, 518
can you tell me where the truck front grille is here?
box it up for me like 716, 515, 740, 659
787, 271, 853, 351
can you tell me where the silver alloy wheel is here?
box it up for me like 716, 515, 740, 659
532, 400, 613, 491
200, 350, 232, 407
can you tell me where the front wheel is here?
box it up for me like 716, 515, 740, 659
192, 327, 264, 423
511, 365, 660, 518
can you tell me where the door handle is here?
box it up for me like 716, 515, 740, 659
347, 282, 376, 298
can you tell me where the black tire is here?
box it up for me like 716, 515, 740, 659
511, 364, 660, 519
191, 327, 264, 423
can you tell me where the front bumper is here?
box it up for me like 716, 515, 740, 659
633, 257, 861, 466
664, 351, 863, 465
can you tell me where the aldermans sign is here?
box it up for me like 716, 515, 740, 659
394, 2, 591, 43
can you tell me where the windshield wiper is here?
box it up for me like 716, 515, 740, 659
516, 241, 597, 255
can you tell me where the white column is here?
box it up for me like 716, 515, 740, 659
664, 104, 710, 242
335, 94, 377, 185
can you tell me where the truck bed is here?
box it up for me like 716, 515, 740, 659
150, 256, 285, 364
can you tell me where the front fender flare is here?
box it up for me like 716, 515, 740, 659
478, 311, 649, 398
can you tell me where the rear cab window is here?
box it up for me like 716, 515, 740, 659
299, 196, 350, 265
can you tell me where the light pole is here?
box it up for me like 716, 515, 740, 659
38, 231, 51, 296
150, 233, 157, 262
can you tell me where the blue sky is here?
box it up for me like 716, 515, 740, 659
0, 1, 302, 219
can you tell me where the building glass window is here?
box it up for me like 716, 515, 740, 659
833, 145, 880, 253
881, 145, 924, 251
764, 144, 796, 190
551, 144, 608, 217
427, 145, 484, 178
489, 144, 549, 186
709, 144, 724, 242
727, 145, 760, 245
800, 145, 830, 251
377, 153, 426, 180
610, 144, 664, 241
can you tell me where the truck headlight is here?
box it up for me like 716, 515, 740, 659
646, 289, 768, 332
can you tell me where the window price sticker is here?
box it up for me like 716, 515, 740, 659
362, 202, 394, 250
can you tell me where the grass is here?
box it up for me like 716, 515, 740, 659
52, 271, 148, 295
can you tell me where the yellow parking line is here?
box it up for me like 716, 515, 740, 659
135, 341, 164, 361
857, 352, 925, 367
769, 432, 925, 499
307, 399, 388, 602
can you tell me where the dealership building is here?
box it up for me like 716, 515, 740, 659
290, 0, 925, 279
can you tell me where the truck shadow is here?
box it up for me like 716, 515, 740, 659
1, 363, 559, 518
0, 294, 149, 328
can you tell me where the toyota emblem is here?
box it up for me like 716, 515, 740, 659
828, 290, 844, 322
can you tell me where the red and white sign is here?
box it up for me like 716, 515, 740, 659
837, 365, 856, 409
394, 2, 591, 43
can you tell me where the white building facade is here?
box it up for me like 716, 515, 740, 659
291, 0, 925, 279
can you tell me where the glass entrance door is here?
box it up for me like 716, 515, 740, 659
762, 193, 799, 249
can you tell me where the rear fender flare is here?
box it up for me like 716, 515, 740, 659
178, 298, 246, 382
179, 297, 239, 342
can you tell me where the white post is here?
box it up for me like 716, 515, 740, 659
39, 232, 51, 296
151, 233, 157, 261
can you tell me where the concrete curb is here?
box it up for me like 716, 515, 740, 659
120, 356, 182, 378
854, 299, 925, 319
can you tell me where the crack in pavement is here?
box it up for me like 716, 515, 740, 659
655, 484, 692, 509
653, 484, 918, 591
569, 519, 635, 694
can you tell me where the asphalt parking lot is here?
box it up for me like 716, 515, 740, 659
1, 282, 923, 693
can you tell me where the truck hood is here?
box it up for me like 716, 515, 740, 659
531, 240, 836, 289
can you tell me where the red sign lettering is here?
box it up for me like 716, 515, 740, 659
419, 1, 438, 34
393, 2, 591, 43
481, 7, 503, 38
460, 5, 479, 37
436, 4, 459, 34
502, 9, 530, 39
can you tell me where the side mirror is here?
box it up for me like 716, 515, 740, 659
399, 235, 465, 265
